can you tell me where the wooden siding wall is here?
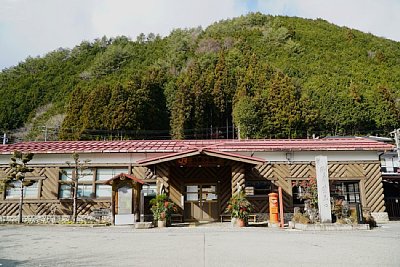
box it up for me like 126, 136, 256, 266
219, 167, 232, 213
362, 163, 386, 212
168, 166, 231, 214
0, 160, 386, 217
253, 164, 292, 211
0, 199, 111, 217
0, 166, 112, 216
231, 162, 245, 195
131, 166, 147, 180
252, 161, 386, 213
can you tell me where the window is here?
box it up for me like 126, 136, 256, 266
331, 181, 360, 204
95, 168, 128, 198
291, 179, 316, 205
142, 184, 157, 197
381, 156, 399, 174
59, 168, 94, 199
5, 181, 39, 199
185, 185, 199, 201
59, 167, 129, 199
245, 180, 271, 196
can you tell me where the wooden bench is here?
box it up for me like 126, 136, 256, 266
248, 214, 257, 223
170, 214, 184, 223
220, 214, 257, 222
220, 214, 231, 222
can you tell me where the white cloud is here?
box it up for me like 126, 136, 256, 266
91, 0, 244, 38
256, 0, 400, 41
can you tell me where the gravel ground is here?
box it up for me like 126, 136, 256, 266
1, 222, 399, 267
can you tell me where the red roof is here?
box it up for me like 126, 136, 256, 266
0, 138, 393, 155
104, 173, 146, 185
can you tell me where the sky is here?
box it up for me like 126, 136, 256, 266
1, 0, 399, 70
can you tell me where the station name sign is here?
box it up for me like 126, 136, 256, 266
176, 156, 224, 167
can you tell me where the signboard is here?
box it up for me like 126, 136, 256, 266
92, 208, 110, 217
176, 156, 224, 167
117, 186, 132, 215
315, 156, 332, 223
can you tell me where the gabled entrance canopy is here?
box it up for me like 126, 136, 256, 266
104, 173, 147, 185
137, 148, 266, 166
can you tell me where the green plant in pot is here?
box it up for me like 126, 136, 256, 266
150, 194, 176, 227
226, 192, 253, 227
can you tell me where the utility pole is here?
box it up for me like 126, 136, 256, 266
390, 129, 400, 168
2, 133, 7, 145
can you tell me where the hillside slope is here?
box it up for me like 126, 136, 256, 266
0, 13, 399, 141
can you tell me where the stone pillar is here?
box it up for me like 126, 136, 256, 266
315, 156, 332, 223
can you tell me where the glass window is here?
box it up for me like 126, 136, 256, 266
96, 184, 112, 198
96, 168, 128, 181
143, 184, 157, 197
60, 168, 93, 181
186, 185, 198, 193
59, 184, 72, 199
95, 168, 128, 198
185, 185, 199, 201
79, 170, 94, 182
331, 181, 360, 204
5, 181, 38, 199
245, 180, 271, 196
77, 184, 93, 198
60, 169, 73, 181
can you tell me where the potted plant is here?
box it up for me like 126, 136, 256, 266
226, 192, 253, 227
150, 194, 176, 227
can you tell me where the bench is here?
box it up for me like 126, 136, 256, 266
220, 214, 257, 222
170, 214, 184, 223
220, 214, 231, 222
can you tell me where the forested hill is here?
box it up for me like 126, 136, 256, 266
1, 13, 399, 141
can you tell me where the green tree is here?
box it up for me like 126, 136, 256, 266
263, 73, 302, 138
62, 153, 91, 223
371, 85, 400, 132
5, 151, 34, 223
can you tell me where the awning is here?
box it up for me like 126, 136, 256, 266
104, 173, 146, 185
137, 148, 266, 166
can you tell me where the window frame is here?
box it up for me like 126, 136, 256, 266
245, 180, 272, 197
58, 167, 129, 199
5, 179, 41, 200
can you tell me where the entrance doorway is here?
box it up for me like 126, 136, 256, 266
184, 184, 219, 221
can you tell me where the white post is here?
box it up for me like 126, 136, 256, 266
315, 156, 332, 223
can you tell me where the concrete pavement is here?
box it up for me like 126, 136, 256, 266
1, 222, 399, 267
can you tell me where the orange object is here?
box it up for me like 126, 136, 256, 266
268, 192, 279, 223
278, 186, 284, 228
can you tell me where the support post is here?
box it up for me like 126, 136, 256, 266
18, 182, 24, 224
278, 186, 284, 228
140, 185, 145, 222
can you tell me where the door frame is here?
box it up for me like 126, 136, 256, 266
183, 183, 219, 221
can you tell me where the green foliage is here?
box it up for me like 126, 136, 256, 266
7, 151, 34, 183
149, 194, 177, 221
3, 151, 35, 223
1, 13, 400, 140
63, 153, 91, 223
226, 192, 253, 220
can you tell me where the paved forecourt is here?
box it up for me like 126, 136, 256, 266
1, 222, 400, 267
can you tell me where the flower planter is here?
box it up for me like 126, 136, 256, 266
231, 217, 246, 227
157, 220, 166, 228
236, 218, 245, 227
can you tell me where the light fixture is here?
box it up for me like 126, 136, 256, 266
286, 152, 293, 163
